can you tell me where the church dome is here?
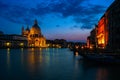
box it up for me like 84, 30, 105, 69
30, 20, 41, 34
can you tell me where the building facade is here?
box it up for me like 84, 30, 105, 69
87, 0, 120, 50
96, 15, 108, 49
22, 20, 46, 47
87, 25, 97, 49
105, 0, 120, 50
0, 34, 28, 48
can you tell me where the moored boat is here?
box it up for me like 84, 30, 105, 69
78, 52, 120, 64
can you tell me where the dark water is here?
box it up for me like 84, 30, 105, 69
0, 48, 120, 80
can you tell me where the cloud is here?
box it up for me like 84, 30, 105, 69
0, 0, 106, 29
56, 24, 60, 27
73, 15, 96, 29
72, 4, 106, 29
0, 1, 35, 25
70, 25, 81, 30
29, 0, 106, 29
30, 0, 88, 17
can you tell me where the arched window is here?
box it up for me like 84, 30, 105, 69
30, 35, 32, 37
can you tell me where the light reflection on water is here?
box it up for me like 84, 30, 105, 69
96, 68, 108, 80
7, 48, 10, 69
0, 48, 120, 80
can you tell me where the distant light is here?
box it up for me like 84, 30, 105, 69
90, 46, 93, 49
47, 44, 50, 47
58, 46, 61, 48
6, 42, 11, 47
75, 45, 79, 49
81, 46, 84, 49
32, 44, 34, 47
20, 43, 24, 46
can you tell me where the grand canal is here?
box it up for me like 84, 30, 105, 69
0, 48, 120, 80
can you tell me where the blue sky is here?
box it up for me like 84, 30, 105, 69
0, 0, 114, 42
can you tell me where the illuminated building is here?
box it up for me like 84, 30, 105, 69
87, 25, 97, 49
0, 34, 28, 48
87, 36, 90, 48
22, 20, 46, 47
87, 0, 120, 50
96, 15, 108, 49
46, 39, 67, 48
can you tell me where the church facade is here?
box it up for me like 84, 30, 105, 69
22, 20, 46, 47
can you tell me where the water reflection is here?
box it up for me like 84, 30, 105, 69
7, 48, 10, 68
31, 48, 34, 51
39, 48, 43, 63
1, 48, 120, 80
45, 48, 50, 65
27, 48, 36, 73
25, 48, 48, 74
96, 68, 108, 80
21, 48, 24, 65
21, 48, 24, 52
75, 52, 79, 56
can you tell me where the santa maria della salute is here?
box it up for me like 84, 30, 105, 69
0, 19, 46, 48
22, 19, 46, 47
0, 19, 66, 48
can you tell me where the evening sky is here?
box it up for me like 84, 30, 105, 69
0, 0, 114, 42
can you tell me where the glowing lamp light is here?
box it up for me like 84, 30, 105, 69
20, 43, 24, 46
75, 45, 79, 49
58, 46, 61, 48
6, 42, 11, 47
32, 44, 34, 46
81, 46, 84, 49
47, 44, 50, 47
90, 46, 93, 49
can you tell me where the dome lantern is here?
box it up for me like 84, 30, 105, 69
34, 19, 38, 25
